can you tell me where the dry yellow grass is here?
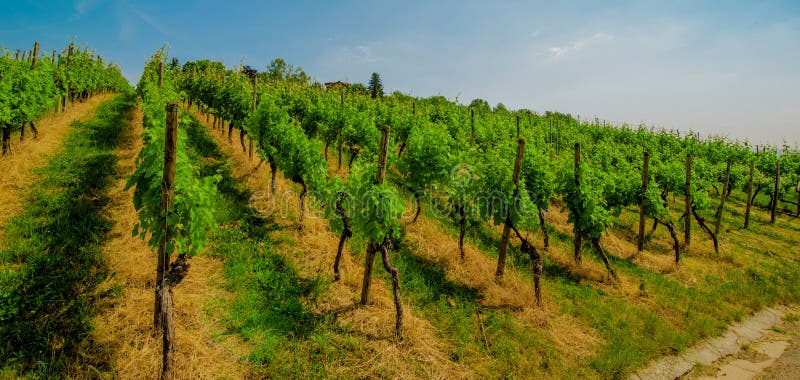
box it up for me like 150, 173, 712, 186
404, 214, 605, 363
192, 109, 475, 379
0, 94, 114, 240
204, 111, 609, 373
89, 107, 251, 379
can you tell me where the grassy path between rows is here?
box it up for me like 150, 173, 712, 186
87, 106, 249, 379
0, 94, 131, 377
0, 94, 115, 238
187, 110, 474, 379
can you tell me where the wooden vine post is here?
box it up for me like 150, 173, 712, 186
744, 159, 755, 229
495, 136, 525, 280
337, 90, 344, 171
470, 108, 475, 137
158, 62, 164, 90
548, 120, 554, 161
556, 123, 561, 155
713, 159, 732, 236
771, 158, 780, 223
574, 143, 582, 263
796, 180, 800, 217
21, 42, 42, 142
637, 151, 649, 252
63, 43, 74, 112
684, 154, 692, 248
30, 42, 40, 68
250, 77, 257, 160
156, 103, 179, 380
359, 125, 404, 341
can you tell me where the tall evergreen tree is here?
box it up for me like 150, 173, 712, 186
368, 72, 384, 98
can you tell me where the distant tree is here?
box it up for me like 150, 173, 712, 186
494, 102, 508, 112
350, 83, 369, 96
368, 72, 384, 98
469, 98, 491, 113
169, 57, 180, 70
266, 58, 289, 82
389, 91, 414, 102
266, 58, 310, 84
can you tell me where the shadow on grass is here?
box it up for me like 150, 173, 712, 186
181, 113, 333, 366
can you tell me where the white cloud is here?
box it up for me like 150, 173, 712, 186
542, 32, 614, 62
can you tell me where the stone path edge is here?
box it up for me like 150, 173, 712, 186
630, 305, 798, 380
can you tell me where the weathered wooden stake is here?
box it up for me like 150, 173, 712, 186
158, 62, 164, 89
31, 42, 40, 68
63, 44, 74, 112
155, 103, 179, 330
771, 159, 780, 223
744, 160, 755, 229
496, 138, 525, 280
796, 181, 800, 217
713, 159, 732, 236
337, 90, 344, 171
684, 154, 692, 248
160, 286, 175, 380
638, 151, 650, 252
574, 143, 582, 263
249, 77, 257, 160
360, 125, 391, 305
470, 108, 475, 137
359, 125, 403, 340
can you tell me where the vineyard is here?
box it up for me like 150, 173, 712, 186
1, 44, 799, 379
0, 41, 128, 156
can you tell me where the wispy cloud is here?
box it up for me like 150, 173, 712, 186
543, 33, 614, 62
71, 0, 103, 21
350, 45, 382, 63
117, 3, 170, 41
328, 43, 383, 64
130, 6, 170, 36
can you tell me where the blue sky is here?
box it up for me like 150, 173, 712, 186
2, 1, 798, 145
